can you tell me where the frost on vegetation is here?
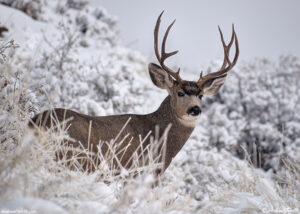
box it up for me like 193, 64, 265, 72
201, 56, 300, 172
169, 136, 300, 213
0, 0, 42, 20
0, 46, 38, 149
0, 0, 300, 213
3, 0, 150, 116
0, 39, 18, 62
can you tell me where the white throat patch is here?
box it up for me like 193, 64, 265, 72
177, 115, 199, 127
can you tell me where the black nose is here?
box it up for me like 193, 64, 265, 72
187, 106, 201, 116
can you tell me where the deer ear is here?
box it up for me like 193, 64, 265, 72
202, 74, 227, 95
148, 63, 174, 89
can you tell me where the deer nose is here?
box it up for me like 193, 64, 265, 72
187, 106, 201, 116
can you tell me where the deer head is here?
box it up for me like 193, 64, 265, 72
148, 11, 239, 126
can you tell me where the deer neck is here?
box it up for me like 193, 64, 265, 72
150, 95, 196, 170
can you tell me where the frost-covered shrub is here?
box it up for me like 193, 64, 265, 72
203, 56, 300, 171
0, 39, 18, 62
0, 0, 42, 20
32, 24, 148, 116
67, 0, 88, 10
3, 0, 149, 117
0, 46, 38, 148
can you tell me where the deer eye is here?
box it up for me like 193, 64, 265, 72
199, 95, 203, 99
178, 92, 185, 97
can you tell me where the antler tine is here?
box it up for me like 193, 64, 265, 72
219, 24, 235, 69
197, 71, 203, 82
231, 29, 239, 67
198, 24, 239, 86
154, 11, 164, 62
161, 20, 179, 61
154, 11, 182, 83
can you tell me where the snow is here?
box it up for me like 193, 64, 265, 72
0, 0, 299, 213
2, 197, 67, 214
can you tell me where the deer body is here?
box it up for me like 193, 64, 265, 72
33, 95, 194, 171
31, 11, 239, 174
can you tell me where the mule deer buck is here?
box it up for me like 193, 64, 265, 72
30, 11, 239, 175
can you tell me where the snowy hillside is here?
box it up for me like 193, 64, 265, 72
0, 0, 299, 213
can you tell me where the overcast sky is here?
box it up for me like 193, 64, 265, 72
92, 0, 300, 71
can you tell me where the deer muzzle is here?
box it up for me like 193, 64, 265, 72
187, 106, 201, 116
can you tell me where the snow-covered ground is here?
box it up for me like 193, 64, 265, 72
0, 1, 299, 213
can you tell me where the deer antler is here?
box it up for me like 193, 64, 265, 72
197, 24, 239, 86
154, 11, 182, 83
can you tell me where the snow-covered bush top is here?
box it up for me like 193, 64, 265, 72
201, 56, 300, 171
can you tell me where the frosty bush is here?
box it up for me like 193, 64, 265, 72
0, 39, 18, 62
67, 0, 88, 10
0, 0, 42, 20
3, 0, 149, 117
204, 56, 300, 172
0, 40, 38, 148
